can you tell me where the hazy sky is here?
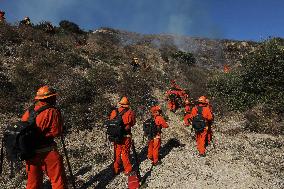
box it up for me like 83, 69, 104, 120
1, 0, 283, 41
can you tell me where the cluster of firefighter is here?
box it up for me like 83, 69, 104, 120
1, 10, 215, 188
0, 11, 30, 26
0, 11, 54, 33
9, 82, 213, 189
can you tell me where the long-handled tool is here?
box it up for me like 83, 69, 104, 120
0, 139, 4, 175
128, 140, 141, 189
60, 135, 76, 189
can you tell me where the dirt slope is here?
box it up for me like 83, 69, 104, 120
0, 24, 282, 189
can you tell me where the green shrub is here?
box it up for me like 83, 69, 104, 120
171, 50, 196, 66
208, 38, 284, 114
59, 20, 83, 34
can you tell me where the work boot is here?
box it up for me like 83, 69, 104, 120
198, 154, 206, 157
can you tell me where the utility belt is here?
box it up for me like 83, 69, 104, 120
35, 145, 57, 153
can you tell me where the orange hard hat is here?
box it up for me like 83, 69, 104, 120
198, 96, 206, 103
119, 96, 129, 107
34, 85, 57, 100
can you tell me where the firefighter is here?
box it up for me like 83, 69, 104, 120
184, 98, 192, 115
166, 80, 186, 112
20, 16, 32, 26
131, 57, 140, 72
184, 96, 213, 157
21, 86, 67, 189
205, 98, 214, 147
0, 10, 6, 22
109, 96, 136, 175
147, 105, 168, 165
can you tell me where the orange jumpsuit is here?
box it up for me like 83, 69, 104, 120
184, 104, 213, 155
110, 107, 136, 175
147, 114, 168, 164
21, 101, 67, 189
166, 90, 182, 112
184, 103, 191, 114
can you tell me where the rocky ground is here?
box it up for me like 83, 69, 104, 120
1, 106, 283, 189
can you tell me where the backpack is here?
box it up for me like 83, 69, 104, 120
192, 106, 206, 132
168, 93, 177, 101
143, 117, 159, 140
6, 104, 53, 161
105, 108, 128, 144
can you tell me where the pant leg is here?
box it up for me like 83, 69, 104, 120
26, 155, 44, 189
113, 143, 122, 174
153, 138, 161, 164
147, 139, 154, 160
44, 150, 67, 189
121, 137, 132, 174
196, 129, 207, 155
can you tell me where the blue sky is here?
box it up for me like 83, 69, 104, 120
1, 0, 283, 41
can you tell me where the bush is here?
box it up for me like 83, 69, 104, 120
59, 20, 83, 34
208, 38, 284, 114
171, 50, 196, 66
33, 21, 55, 34
244, 105, 284, 135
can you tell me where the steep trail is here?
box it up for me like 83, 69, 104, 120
1, 103, 283, 189
64, 107, 283, 189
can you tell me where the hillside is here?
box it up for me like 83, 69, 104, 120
0, 22, 283, 189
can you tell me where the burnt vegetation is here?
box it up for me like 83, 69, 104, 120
0, 21, 283, 134
0, 19, 283, 189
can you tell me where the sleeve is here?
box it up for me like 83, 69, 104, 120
124, 110, 136, 130
189, 107, 198, 121
109, 110, 117, 120
21, 110, 30, 122
203, 107, 213, 122
184, 113, 191, 125
45, 109, 63, 138
155, 116, 168, 128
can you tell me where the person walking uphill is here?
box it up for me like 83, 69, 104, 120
0, 10, 5, 22
109, 96, 136, 175
21, 86, 67, 189
205, 98, 214, 147
184, 96, 213, 157
144, 105, 168, 166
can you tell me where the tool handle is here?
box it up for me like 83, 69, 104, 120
60, 135, 76, 189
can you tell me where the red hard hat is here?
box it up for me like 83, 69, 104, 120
34, 85, 57, 100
